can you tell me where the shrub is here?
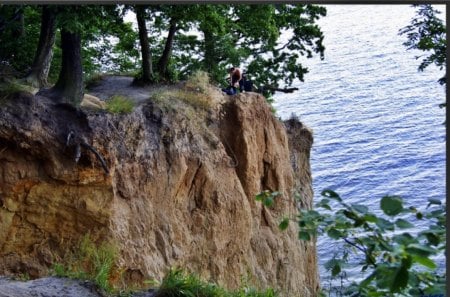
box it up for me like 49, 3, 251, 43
106, 95, 135, 114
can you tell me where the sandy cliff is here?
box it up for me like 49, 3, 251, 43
0, 87, 317, 296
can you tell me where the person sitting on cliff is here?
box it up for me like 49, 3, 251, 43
222, 67, 243, 95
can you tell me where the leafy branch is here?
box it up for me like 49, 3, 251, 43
257, 189, 446, 296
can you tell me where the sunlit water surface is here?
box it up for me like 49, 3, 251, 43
272, 4, 446, 292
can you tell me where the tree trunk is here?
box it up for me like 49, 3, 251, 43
202, 28, 223, 83
12, 7, 24, 39
24, 6, 57, 88
157, 19, 177, 80
40, 29, 83, 106
135, 5, 153, 84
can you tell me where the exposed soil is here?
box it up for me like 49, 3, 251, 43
86, 75, 182, 104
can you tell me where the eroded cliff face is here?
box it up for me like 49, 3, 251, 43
0, 89, 317, 296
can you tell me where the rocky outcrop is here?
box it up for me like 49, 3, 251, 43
0, 89, 317, 295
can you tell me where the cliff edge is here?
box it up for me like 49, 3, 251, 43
0, 84, 317, 296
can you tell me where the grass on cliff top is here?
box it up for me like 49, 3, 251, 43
150, 70, 214, 111
0, 80, 35, 102
106, 95, 135, 114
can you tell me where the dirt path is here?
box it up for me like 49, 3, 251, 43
86, 75, 179, 104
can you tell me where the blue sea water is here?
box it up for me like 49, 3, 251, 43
272, 4, 446, 290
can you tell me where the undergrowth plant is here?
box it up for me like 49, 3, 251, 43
151, 70, 213, 111
106, 95, 135, 114
155, 268, 279, 297
270, 190, 446, 296
52, 234, 120, 294
0, 80, 34, 101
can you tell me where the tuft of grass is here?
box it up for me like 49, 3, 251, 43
155, 268, 227, 297
154, 268, 278, 297
185, 70, 210, 94
85, 73, 105, 89
0, 80, 34, 101
51, 234, 119, 294
106, 95, 135, 114
150, 71, 214, 111
153, 89, 212, 111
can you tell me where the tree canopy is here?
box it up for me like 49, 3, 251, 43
400, 4, 446, 86
0, 4, 327, 104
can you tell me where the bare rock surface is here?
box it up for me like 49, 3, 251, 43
0, 277, 102, 297
0, 276, 157, 297
0, 84, 317, 296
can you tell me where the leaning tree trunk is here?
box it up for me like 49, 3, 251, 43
135, 5, 153, 84
157, 19, 177, 81
24, 5, 57, 88
42, 29, 83, 106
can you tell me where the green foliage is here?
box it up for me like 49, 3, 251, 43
0, 6, 41, 75
51, 234, 119, 294
255, 190, 280, 208
155, 268, 278, 297
156, 268, 226, 297
399, 4, 446, 85
1, 4, 326, 100
106, 95, 135, 114
295, 190, 446, 296
0, 80, 35, 101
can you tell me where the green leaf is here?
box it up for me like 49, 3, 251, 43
422, 232, 441, 246
324, 259, 341, 277
255, 192, 265, 201
299, 231, 311, 241
376, 218, 395, 231
327, 228, 343, 239
363, 213, 378, 223
412, 255, 437, 269
331, 264, 341, 277
390, 261, 409, 292
317, 199, 331, 210
395, 218, 414, 229
278, 218, 289, 231
406, 244, 437, 257
351, 204, 368, 214
321, 189, 342, 201
393, 233, 415, 246
263, 197, 274, 207
380, 196, 403, 216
